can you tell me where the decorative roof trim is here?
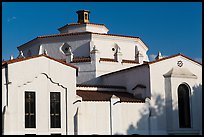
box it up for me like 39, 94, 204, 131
122, 59, 139, 64
58, 23, 109, 31
2, 54, 78, 70
71, 57, 91, 63
99, 58, 118, 62
163, 67, 198, 79
77, 84, 126, 89
76, 90, 145, 103
145, 53, 202, 66
17, 32, 142, 49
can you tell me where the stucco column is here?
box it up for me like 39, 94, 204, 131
110, 95, 121, 135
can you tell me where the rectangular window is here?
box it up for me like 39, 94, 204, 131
50, 92, 61, 128
25, 92, 36, 128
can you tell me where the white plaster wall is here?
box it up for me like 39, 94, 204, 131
93, 36, 136, 60
18, 34, 91, 60
59, 24, 108, 34
167, 77, 202, 135
78, 102, 111, 135
101, 64, 150, 96
2, 67, 8, 135
86, 25, 108, 34
60, 25, 86, 34
96, 62, 137, 79
77, 101, 148, 135
2, 68, 6, 109
41, 36, 91, 59
149, 55, 202, 135
2, 56, 77, 135
17, 33, 150, 86
92, 34, 149, 61
72, 62, 96, 84
118, 103, 149, 135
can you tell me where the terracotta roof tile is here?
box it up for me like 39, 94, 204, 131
72, 57, 91, 63
76, 90, 145, 103
38, 32, 91, 39
99, 58, 118, 62
60, 57, 91, 63
2, 54, 78, 70
17, 32, 141, 49
122, 59, 139, 64
77, 84, 126, 89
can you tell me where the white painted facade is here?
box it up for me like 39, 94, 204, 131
100, 55, 202, 135
2, 56, 77, 135
2, 10, 202, 135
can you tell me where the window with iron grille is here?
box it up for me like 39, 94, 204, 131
25, 92, 36, 128
50, 92, 61, 128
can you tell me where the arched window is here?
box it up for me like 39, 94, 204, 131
178, 84, 191, 128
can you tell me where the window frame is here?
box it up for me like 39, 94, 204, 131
50, 92, 61, 128
25, 91, 36, 128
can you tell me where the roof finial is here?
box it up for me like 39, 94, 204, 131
155, 51, 163, 60
10, 55, 14, 60
17, 51, 25, 58
43, 49, 48, 55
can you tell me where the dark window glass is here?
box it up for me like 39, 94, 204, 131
25, 92, 36, 128
50, 92, 61, 128
178, 84, 191, 128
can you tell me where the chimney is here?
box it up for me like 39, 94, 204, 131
76, 10, 90, 23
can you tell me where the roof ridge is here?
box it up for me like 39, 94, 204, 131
2, 54, 78, 69
147, 53, 202, 65
18, 32, 141, 49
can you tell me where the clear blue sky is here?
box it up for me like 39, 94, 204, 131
2, 2, 202, 62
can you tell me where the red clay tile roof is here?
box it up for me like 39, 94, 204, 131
58, 23, 108, 31
122, 59, 139, 64
37, 32, 140, 39
60, 57, 91, 63
77, 84, 126, 89
99, 58, 118, 62
17, 32, 142, 49
76, 90, 145, 103
2, 54, 78, 70
145, 53, 202, 66
72, 57, 91, 63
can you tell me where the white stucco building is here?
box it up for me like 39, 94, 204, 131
2, 10, 202, 135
